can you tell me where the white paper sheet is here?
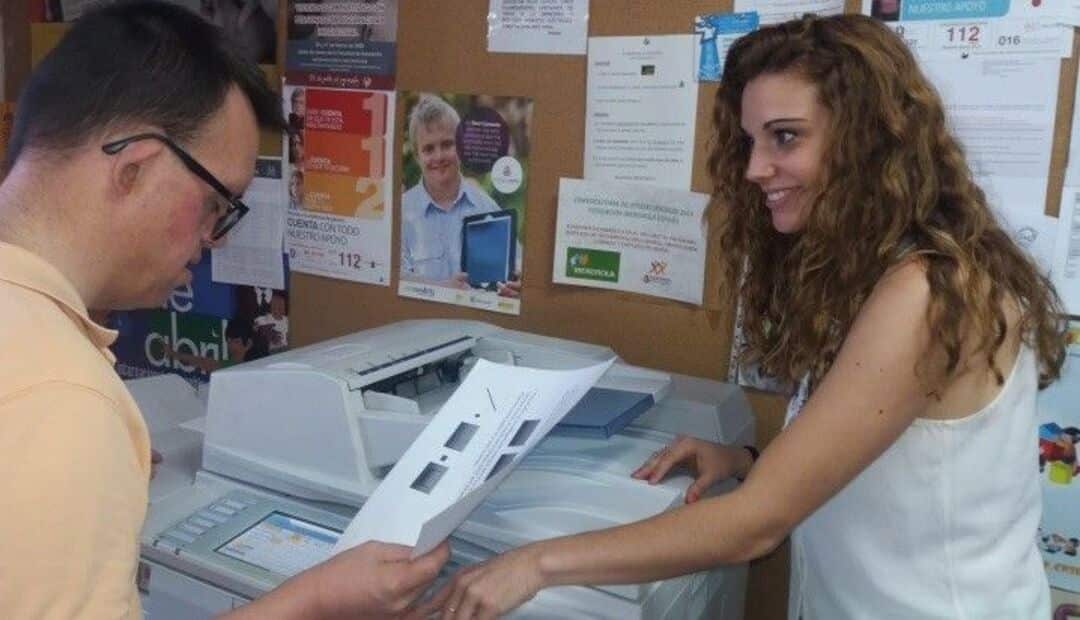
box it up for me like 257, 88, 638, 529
1053, 188, 1080, 316
980, 175, 1055, 273
212, 157, 286, 289
920, 56, 1059, 180
124, 374, 204, 435
487, 0, 590, 55
331, 358, 614, 558
552, 178, 709, 304
733, 0, 843, 25
584, 35, 699, 190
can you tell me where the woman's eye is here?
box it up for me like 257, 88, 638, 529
775, 129, 797, 145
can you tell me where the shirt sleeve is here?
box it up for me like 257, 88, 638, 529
0, 382, 147, 619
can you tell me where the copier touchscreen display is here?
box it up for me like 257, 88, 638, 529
216, 512, 341, 577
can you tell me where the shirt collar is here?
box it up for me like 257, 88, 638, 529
0, 242, 118, 355
420, 176, 471, 216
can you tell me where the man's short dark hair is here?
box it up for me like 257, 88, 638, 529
7, 0, 285, 168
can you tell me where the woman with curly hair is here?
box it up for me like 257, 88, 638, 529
432, 14, 1065, 619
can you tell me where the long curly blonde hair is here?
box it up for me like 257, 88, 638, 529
712, 14, 1065, 390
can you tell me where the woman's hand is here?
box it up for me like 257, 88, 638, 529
631, 435, 752, 503
429, 546, 544, 620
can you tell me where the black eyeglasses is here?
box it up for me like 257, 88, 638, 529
101, 133, 249, 241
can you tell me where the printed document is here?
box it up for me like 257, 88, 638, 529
584, 35, 698, 190
331, 358, 614, 558
487, 0, 590, 55
921, 56, 1059, 180
212, 158, 286, 290
1053, 188, 1080, 315
980, 175, 1055, 273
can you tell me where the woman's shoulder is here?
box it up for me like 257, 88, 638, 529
864, 257, 931, 317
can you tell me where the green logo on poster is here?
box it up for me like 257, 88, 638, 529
567, 247, 620, 282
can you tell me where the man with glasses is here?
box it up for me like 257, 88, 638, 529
0, 2, 446, 618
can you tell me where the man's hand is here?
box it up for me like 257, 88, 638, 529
312, 541, 450, 619
223, 541, 449, 619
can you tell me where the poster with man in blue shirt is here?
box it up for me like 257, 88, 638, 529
398, 92, 532, 315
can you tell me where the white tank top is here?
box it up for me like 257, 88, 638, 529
785, 344, 1049, 619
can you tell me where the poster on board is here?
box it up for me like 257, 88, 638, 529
34, 0, 279, 65
286, 0, 398, 89
398, 92, 533, 315
109, 251, 290, 386
1038, 322, 1080, 593
553, 178, 708, 305
283, 83, 395, 285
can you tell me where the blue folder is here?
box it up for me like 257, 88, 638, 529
552, 387, 655, 439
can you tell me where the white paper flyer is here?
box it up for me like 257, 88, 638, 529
331, 358, 614, 558
553, 178, 708, 305
487, 0, 590, 55
584, 35, 699, 190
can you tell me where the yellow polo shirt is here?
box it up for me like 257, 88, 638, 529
0, 242, 150, 618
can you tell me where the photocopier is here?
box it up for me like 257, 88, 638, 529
135, 320, 754, 619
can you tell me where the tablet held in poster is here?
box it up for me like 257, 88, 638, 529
462, 210, 517, 289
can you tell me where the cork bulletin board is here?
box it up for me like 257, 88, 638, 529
291, 1, 741, 379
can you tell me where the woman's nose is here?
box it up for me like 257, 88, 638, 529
744, 146, 775, 183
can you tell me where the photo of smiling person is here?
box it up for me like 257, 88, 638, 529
398, 93, 532, 314
401, 95, 500, 288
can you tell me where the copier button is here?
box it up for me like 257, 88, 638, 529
199, 510, 229, 524
179, 523, 206, 536
211, 504, 237, 517
166, 529, 197, 544
223, 499, 247, 511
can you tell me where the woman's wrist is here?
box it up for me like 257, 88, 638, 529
532, 541, 561, 589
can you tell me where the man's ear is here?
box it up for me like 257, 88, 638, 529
106, 137, 166, 200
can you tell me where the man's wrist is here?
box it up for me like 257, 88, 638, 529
734, 445, 759, 481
